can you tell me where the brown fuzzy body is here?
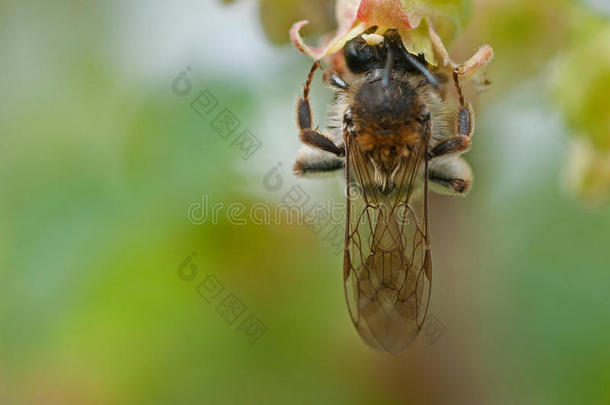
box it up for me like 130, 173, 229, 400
332, 69, 448, 191
291, 28, 485, 354
295, 29, 474, 197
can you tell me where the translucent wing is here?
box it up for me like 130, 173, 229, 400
343, 133, 432, 354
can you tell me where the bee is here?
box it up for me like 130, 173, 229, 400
293, 29, 483, 354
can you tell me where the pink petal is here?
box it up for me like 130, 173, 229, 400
357, 0, 419, 30
290, 19, 366, 60
290, 20, 324, 59
459, 45, 494, 78
335, 0, 361, 31
290, 0, 361, 59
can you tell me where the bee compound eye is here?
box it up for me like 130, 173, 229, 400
344, 37, 386, 73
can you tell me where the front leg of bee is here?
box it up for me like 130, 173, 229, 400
427, 25, 491, 159
296, 62, 345, 158
429, 106, 474, 158
297, 98, 345, 157
429, 74, 475, 159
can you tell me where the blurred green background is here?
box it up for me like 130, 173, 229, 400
1, 0, 609, 404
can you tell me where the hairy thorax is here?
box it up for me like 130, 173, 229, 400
341, 71, 436, 192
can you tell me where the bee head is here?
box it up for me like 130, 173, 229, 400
343, 29, 431, 78
343, 31, 435, 167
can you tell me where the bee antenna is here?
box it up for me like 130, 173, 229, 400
402, 51, 439, 89
382, 48, 393, 87
382, 30, 439, 89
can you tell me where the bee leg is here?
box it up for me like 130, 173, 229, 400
429, 102, 474, 159
428, 156, 472, 195
430, 70, 477, 159
298, 124, 345, 157
429, 135, 471, 158
293, 145, 344, 176
296, 62, 346, 157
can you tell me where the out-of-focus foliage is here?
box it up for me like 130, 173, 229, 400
467, 0, 572, 85
2, 1, 610, 405
553, 12, 610, 205
553, 16, 610, 150
562, 137, 610, 206
401, 0, 472, 56
260, 0, 337, 43
552, 12, 610, 205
